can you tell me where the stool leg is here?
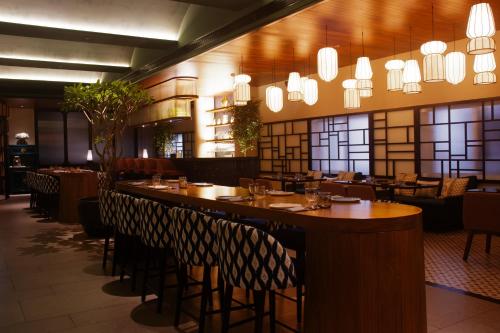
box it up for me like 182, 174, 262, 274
221, 285, 233, 333
174, 263, 187, 325
198, 265, 211, 333
253, 290, 266, 333
486, 234, 492, 254
217, 269, 224, 311
463, 231, 474, 261
157, 250, 167, 313
111, 232, 119, 277
102, 235, 110, 270
142, 247, 151, 302
269, 290, 276, 333
296, 283, 303, 323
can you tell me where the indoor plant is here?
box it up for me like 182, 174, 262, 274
153, 122, 175, 158
230, 100, 262, 156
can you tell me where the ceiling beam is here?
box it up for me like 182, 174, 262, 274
173, 0, 257, 10
0, 58, 129, 73
0, 21, 179, 49
0, 79, 66, 99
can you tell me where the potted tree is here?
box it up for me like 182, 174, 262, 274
230, 100, 262, 156
63, 81, 152, 236
153, 122, 175, 158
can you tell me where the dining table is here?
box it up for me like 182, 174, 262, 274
116, 180, 426, 333
38, 168, 98, 223
258, 175, 327, 191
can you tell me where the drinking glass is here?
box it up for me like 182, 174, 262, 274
318, 191, 331, 208
305, 188, 319, 209
248, 183, 255, 198
254, 185, 267, 199
179, 176, 188, 189
152, 174, 161, 187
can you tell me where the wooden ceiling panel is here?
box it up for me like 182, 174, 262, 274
142, 0, 500, 91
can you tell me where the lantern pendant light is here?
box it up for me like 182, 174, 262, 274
287, 48, 301, 98
473, 53, 496, 85
343, 42, 361, 109
421, 4, 446, 82
302, 55, 318, 106
317, 25, 339, 82
445, 26, 466, 85
233, 56, 251, 106
466, 3, 496, 55
266, 60, 284, 112
385, 38, 405, 91
355, 32, 373, 98
403, 27, 422, 94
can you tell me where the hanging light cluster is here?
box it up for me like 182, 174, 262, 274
420, 4, 446, 83
317, 25, 339, 82
403, 27, 422, 94
343, 42, 361, 109
445, 25, 466, 85
355, 32, 373, 98
265, 60, 284, 112
385, 38, 405, 91
233, 57, 251, 106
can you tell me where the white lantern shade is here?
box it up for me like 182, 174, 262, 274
287, 72, 301, 92
474, 72, 497, 85
403, 82, 422, 94
303, 78, 318, 105
385, 59, 405, 91
420, 41, 447, 55
265, 86, 283, 112
142, 149, 149, 159
445, 51, 466, 85
342, 79, 357, 89
466, 3, 496, 54
86, 149, 93, 161
473, 53, 496, 73
234, 100, 247, 106
423, 54, 446, 82
343, 88, 360, 109
300, 76, 308, 96
356, 79, 373, 98
234, 82, 251, 103
317, 47, 338, 82
385, 59, 405, 70
288, 91, 302, 102
402, 59, 422, 83
234, 74, 251, 84
355, 56, 373, 80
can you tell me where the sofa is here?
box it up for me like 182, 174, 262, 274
116, 158, 184, 179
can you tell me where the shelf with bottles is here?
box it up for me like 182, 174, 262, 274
205, 138, 234, 143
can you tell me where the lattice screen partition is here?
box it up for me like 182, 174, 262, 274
310, 114, 370, 175
373, 109, 416, 177
259, 120, 309, 173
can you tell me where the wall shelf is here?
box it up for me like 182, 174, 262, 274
206, 138, 234, 143
206, 123, 232, 128
205, 106, 233, 113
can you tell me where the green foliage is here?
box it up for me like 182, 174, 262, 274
230, 100, 262, 155
63, 81, 153, 188
153, 123, 175, 157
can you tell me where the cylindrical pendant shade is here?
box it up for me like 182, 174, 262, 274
403, 82, 422, 94
403, 59, 422, 83
474, 72, 497, 85
234, 74, 251, 84
445, 51, 466, 85
234, 100, 247, 106
356, 79, 373, 98
473, 53, 496, 73
385, 59, 405, 91
265, 86, 283, 112
287, 72, 301, 92
317, 47, 338, 82
355, 56, 373, 80
466, 3, 496, 54
303, 78, 318, 106
288, 91, 302, 102
233, 82, 250, 103
300, 76, 308, 96
420, 41, 446, 82
342, 79, 360, 109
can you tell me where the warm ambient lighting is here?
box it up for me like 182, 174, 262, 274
473, 53, 496, 85
233, 73, 251, 106
287, 72, 301, 93
317, 47, 338, 82
342, 79, 360, 109
445, 51, 466, 85
466, 3, 496, 54
355, 56, 373, 98
0, 65, 101, 83
402, 59, 422, 94
142, 149, 149, 159
385, 59, 405, 91
0, 55, 129, 68
86, 150, 93, 162
421, 41, 447, 82
265, 86, 283, 112
303, 78, 318, 106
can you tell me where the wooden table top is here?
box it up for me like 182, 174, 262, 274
116, 181, 422, 233
37, 168, 96, 177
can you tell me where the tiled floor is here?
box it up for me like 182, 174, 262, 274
1, 196, 500, 332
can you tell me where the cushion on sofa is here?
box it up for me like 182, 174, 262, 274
414, 180, 440, 198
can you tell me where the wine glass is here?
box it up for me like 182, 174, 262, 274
305, 188, 319, 209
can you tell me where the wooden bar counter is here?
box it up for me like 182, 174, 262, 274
116, 181, 426, 333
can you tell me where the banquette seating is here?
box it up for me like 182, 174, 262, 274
116, 158, 184, 179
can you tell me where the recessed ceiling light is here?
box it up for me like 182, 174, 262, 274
0, 65, 101, 83
0, 55, 129, 68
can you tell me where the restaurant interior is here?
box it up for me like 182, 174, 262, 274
0, 0, 499, 332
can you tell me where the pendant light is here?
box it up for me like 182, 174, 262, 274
473, 53, 496, 85
421, 4, 446, 82
403, 27, 422, 94
266, 60, 284, 112
287, 48, 301, 96
303, 55, 318, 106
233, 56, 251, 106
445, 25, 466, 85
343, 42, 361, 109
355, 31, 373, 98
317, 25, 338, 82
466, 3, 496, 55
385, 37, 405, 91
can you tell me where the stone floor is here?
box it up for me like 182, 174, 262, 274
1, 195, 500, 332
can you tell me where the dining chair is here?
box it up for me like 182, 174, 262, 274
98, 189, 116, 272
463, 192, 500, 261
170, 207, 221, 333
255, 178, 273, 190
319, 182, 346, 196
239, 177, 254, 189
217, 219, 297, 333
346, 185, 376, 201
25, 171, 37, 209
37, 174, 60, 219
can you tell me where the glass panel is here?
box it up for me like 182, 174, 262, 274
435, 106, 449, 124
485, 161, 500, 180
420, 108, 433, 125
67, 112, 89, 164
387, 109, 413, 127
450, 103, 482, 123
38, 111, 64, 165
420, 124, 448, 142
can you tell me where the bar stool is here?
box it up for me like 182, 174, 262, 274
38, 174, 60, 219
25, 171, 37, 209
98, 189, 116, 272
170, 207, 221, 333
217, 219, 297, 333
139, 198, 175, 313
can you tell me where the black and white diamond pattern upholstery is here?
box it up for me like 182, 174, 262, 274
98, 189, 116, 227
139, 199, 173, 249
24, 171, 35, 188
97, 172, 110, 189
39, 174, 59, 194
217, 219, 296, 291
115, 193, 141, 237
170, 207, 219, 267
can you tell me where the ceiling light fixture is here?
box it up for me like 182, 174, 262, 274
466, 2, 496, 55
421, 4, 446, 82
343, 42, 360, 109
0, 65, 101, 83
355, 32, 373, 98
403, 27, 422, 94
385, 37, 405, 91
473, 53, 496, 84
266, 59, 284, 113
303, 55, 318, 106
287, 48, 301, 100
445, 25, 466, 85
317, 25, 338, 82
233, 56, 251, 106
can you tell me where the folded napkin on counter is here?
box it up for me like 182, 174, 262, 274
228, 196, 245, 202
287, 206, 308, 212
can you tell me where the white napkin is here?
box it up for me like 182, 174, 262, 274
287, 206, 308, 212
227, 196, 244, 202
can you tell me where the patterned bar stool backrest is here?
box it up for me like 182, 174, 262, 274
170, 207, 218, 267
97, 172, 109, 190
40, 175, 60, 194
25, 171, 34, 188
115, 193, 141, 237
139, 198, 173, 249
98, 189, 116, 227
217, 219, 296, 291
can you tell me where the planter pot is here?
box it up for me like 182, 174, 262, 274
78, 196, 106, 237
